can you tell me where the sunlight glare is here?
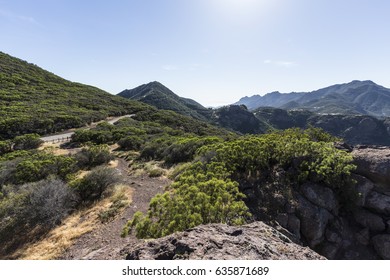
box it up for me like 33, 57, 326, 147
208, 0, 275, 25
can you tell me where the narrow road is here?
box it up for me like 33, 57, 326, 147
40, 114, 133, 143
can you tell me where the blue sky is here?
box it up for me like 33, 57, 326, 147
1, 0, 390, 106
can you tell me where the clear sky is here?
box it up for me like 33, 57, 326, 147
1, 0, 390, 106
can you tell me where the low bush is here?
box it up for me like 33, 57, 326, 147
118, 136, 144, 151
148, 168, 165, 178
72, 167, 121, 202
13, 134, 43, 150
0, 178, 77, 254
75, 144, 113, 169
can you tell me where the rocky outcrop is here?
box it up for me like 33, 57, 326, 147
122, 146, 390, 260
352, 146, 390, 188
241, 145, 390, 260
122, 222, 325, 260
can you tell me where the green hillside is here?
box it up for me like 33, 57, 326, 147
0, 52, 150, 139
118, 81, 212, 121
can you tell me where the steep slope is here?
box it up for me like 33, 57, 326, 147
253, 107, 390, 145
237, 91, 305, 110
0, 52, 150, 139
211, 105, 271, 134
118, 81, 212, 120
236, 80, 390, 117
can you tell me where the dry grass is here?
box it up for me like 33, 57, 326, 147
38, 143, 80, 156
12, 185, 133, 260
76, 170, 90, 180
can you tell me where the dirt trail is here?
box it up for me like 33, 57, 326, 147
60, 159, 170, 260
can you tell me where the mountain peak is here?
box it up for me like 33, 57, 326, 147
118, 82, 211, 120
235, 80, 390, 117
348, 80, 377, 86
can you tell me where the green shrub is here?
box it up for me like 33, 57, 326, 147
13, 134, 43, 150
0, 140, 12, 156
13, 153, 77, 184
0, 152, 77, 185
118, 136, 144, 151
123, 128, 355, 239
122, 161, 251, 239
72, 167, 121, 202
75, 144, 113, 169
148, 168, 165, 178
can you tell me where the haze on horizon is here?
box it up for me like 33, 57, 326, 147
1, 0, 390, 107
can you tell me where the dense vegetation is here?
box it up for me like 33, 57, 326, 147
0, 143, 121, 256
118, 81, 212, 121
71, 114, 231, 166
123, 128, 356, 239
0, 51, 153, 139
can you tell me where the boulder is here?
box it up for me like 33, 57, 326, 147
372, 234, 390, 259
300, 182, 338, 214
320, 242, 340, 259
353, 209, 385, 232
287, 214, 301, 239
325, 229, 342, 244
351, 174, 375, 207
365, 191, 390, 215
355, 228, 370, 246
296, 194, 332, 247
352, 147, 390, 189
122, 222, 325, 260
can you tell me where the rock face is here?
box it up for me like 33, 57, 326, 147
123, 222, 325, 260
352, 146, 390, 188
123, 145, 390, 260
240, 145, 390, 260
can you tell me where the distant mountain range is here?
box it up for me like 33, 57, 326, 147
118, 81, 390, 145
236, 80, 390, 117
118, 82, 212, 121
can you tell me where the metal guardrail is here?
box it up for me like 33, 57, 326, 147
43, 136, 72, 143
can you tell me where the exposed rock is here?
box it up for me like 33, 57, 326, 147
353, 209, 385, 232
296, 194, 332, 247
372, 234, 390, 259
122, 222, 325, 260
320, 242, 341, 259
276, 213, 288, 228
325, 229, 342, 244
287, 214, 301, 239
355, 228, 370, 246
387, 221, 390, 234
334, 142, 353, 152
365, 191, 390, 215
300, 182, 338, 214
351, 174, 375, 207
352, 147, 390, 189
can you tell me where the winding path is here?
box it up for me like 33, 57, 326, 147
40, 114, 134, 143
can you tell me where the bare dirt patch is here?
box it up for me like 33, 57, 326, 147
59, 175, 170, 259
